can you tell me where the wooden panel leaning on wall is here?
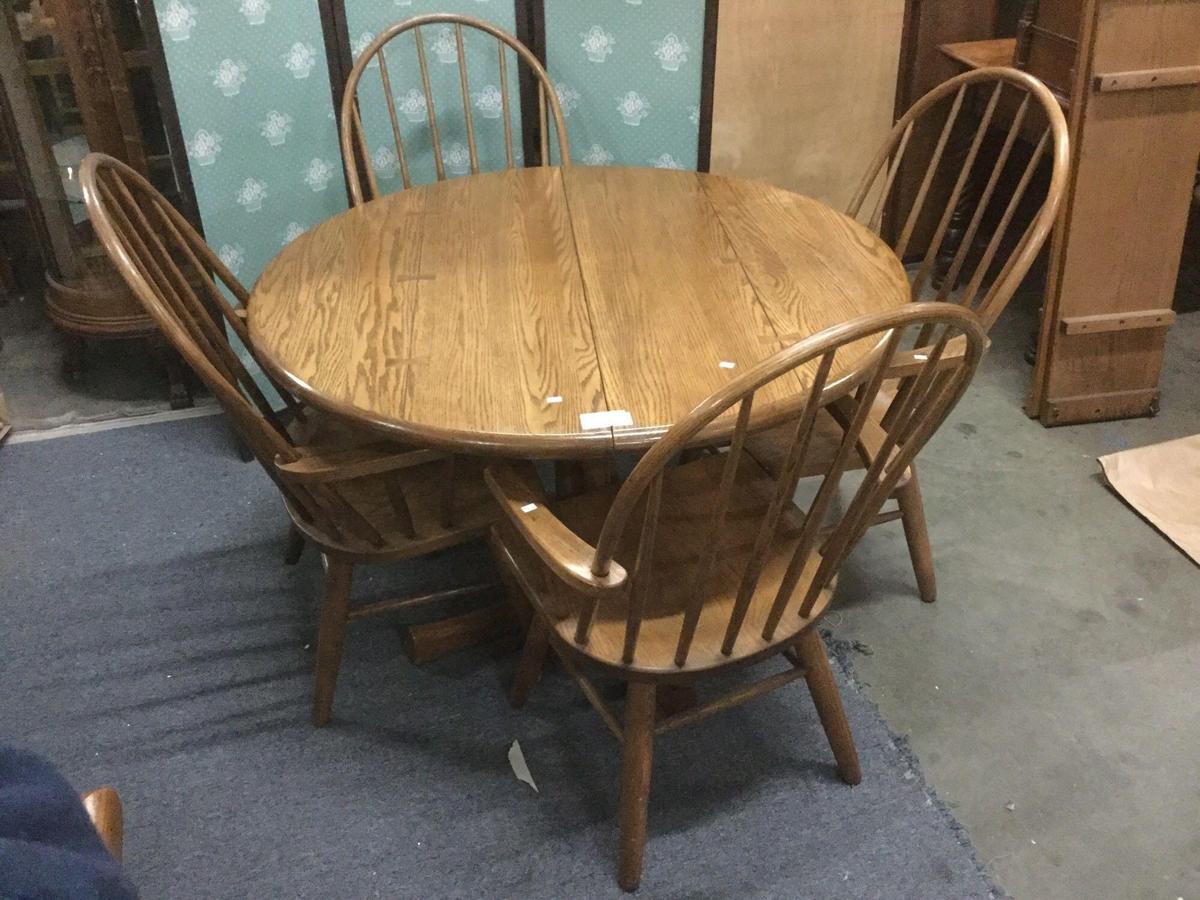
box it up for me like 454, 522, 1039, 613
709, 0, 906, 208
1027, 0, 1200, 424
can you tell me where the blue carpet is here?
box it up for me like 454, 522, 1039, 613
1, 416, 997, 898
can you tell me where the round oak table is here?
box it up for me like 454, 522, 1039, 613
249, 166, 910, 458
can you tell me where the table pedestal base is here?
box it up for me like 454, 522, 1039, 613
400, 601, 521, 665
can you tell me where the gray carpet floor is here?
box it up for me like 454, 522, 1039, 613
1, 416, 997, 898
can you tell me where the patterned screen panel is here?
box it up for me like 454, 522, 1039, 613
542, 0, 706, 170
152, 0, 347, 292
343, 0, 526, 194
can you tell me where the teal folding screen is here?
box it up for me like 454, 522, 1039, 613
541, 0, 709, 169
151, 0, 717, 289
151, 0, 347, 290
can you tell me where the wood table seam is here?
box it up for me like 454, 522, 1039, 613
558, 166, 620, 453
697, 173, 809, 393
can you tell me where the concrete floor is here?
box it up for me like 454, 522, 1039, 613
0, 289, 213, 432
832, 296, 1200, 899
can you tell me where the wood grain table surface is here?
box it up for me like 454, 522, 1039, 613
248, 166, 910, 458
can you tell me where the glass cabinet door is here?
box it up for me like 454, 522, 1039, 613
13, 0, 187, 240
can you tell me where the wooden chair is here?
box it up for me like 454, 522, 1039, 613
340, 13, 571, 205
80, 152, 527, 726
745, 67, 1070, 603
81, 788, 123, 862
488, 304, 988, 890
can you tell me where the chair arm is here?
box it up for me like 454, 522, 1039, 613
485, 463, 627, 596
884, 333, 990, 380
274, 445, 443, 484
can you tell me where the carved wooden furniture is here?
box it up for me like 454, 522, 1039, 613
340, 14, 570, 205
1012, 0, 1080, 101
488, 303, 987, 890
744, 68, 1070, 603
0, 49, 39, 304
940, 2, 1080, 101
1, 0, 191, 402
81, 152, 526, 726
247, 166, 911, 457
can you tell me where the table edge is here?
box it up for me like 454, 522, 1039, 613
248, 333, 620, 459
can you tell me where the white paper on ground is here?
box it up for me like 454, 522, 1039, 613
1098, 434, 1200, 566
507, 740, 538, 793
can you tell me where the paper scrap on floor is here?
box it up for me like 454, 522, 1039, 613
508, 740, 538, 793
1098, 434, 1200, 566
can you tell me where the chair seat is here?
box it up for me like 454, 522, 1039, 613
514, 455, 833, 676
290, 450, 534, 561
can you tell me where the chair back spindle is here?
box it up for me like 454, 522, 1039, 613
341, 14, 571, 205
581, 305, 987, 669
848, 67, 1070, 331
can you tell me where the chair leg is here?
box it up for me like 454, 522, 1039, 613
618, 681, 657, 892
283, 524, 305, 565
312, 555, 353, 727
509, 617, 550, 709
895, 468, 936, 603
795, 630, 861, 785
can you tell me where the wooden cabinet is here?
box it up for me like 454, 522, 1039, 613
0, 0, 193, 403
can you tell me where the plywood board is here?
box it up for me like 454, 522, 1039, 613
709, 0, 906, 208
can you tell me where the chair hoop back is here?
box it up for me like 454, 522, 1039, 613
340, 13, 571, 205
582, 304, 987, 667
848, 66, 1070, 331
79, 152, 354, 539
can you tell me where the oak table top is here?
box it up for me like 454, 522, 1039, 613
248, 166, 910, 458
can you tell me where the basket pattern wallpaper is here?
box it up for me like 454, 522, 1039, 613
153, 0, 347, 291
543, 0, 706, 170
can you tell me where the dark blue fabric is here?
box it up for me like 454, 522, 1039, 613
0, 746, 136, 900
